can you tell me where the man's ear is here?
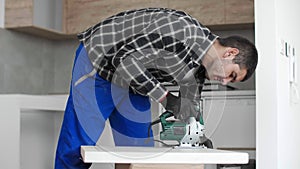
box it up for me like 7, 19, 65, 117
223, 47, 239, 59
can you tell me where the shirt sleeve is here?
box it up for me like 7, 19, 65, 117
107, 12, 189, 102
110, 33, 169, 102
178, 64, 207, 101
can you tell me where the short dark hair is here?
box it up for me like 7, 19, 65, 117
218, 36, 258, 81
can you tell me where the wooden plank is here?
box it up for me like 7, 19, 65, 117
5, 0, 33, 27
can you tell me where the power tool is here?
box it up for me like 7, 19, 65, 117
149, 111, 213, 148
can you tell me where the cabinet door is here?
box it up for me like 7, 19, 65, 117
65, 0, 254, 34
5, 0, 33, 28
203, 96, 256, 148
65, 0, 169, 34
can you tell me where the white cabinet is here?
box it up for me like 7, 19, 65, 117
20, 110, 63, 169
0, 94, 116, 169
202, 90, 255, 149
0, 95, 67, 169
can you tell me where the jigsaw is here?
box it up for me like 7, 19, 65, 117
149, 111, 213, 148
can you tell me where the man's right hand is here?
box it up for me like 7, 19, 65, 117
161, 93, 201, 121
161, 93, 181, 116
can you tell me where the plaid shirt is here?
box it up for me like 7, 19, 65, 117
77, 8, 217, 102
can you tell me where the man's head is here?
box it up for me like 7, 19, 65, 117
202, 35, 258, 85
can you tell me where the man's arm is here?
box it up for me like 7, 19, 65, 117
110, 33, 169, 102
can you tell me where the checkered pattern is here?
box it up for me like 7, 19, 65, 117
77, 8, 217, 102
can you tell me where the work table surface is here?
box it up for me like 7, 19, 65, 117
81, 146, 249, 164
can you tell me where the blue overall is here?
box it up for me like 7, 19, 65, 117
55, 43, 154, 169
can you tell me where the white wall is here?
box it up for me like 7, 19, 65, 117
255, 0, 300, 169
0, 0, 4, 28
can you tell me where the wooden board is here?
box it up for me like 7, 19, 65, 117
81, 146, 249, 164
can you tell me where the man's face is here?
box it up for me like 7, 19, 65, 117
205, 58, 247, 85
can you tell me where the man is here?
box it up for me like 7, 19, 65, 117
55, 8, 258, 169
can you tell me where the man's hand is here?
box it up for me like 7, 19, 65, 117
161, 93, 201, 121
161, 93, 180, 116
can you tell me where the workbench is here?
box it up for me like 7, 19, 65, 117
81, 145, 249, 169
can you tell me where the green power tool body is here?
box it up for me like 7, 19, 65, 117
150, 111, 213, 148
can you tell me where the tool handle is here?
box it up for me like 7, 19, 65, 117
159, 111, 174, 123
